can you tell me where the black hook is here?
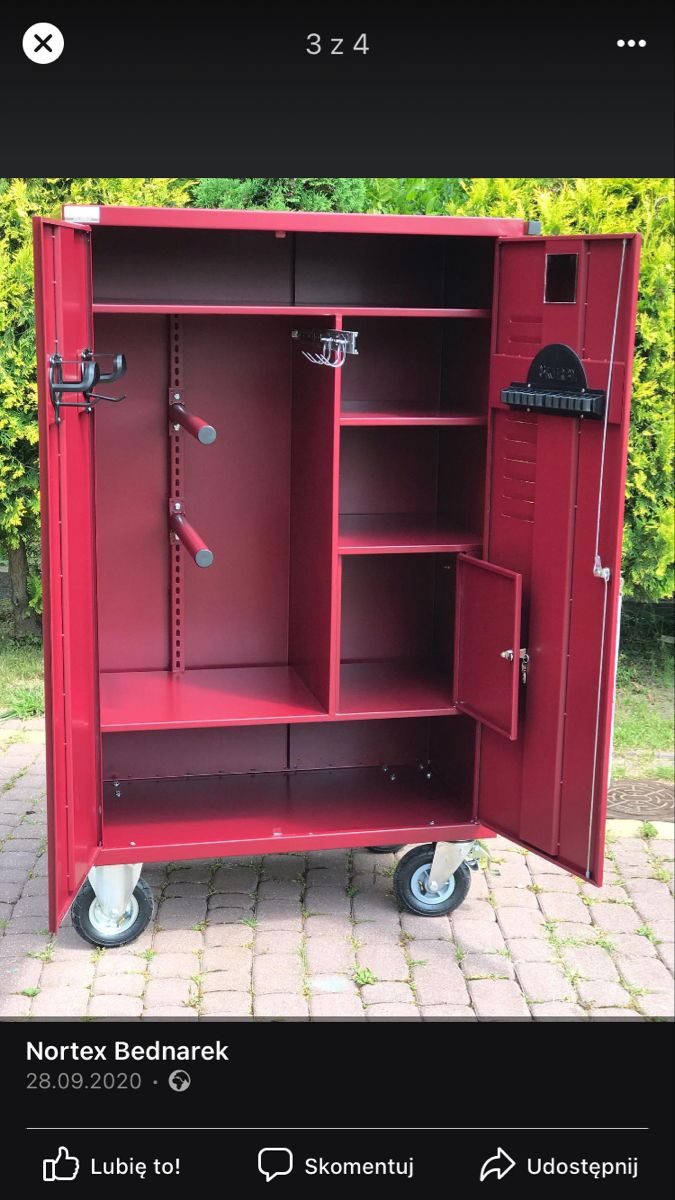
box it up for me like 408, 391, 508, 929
97, 353, 127, 385
85, 353, 127, 405
49, 352, 127, 423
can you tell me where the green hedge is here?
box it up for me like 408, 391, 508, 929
193, 178, 367, 212
366, 179, 674, 600
1, 178, 672, 611
0, 179, 192, 614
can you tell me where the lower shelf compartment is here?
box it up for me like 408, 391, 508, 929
338, 662, 457, 718
99, 666, 326, 732
98, 766, 476, 863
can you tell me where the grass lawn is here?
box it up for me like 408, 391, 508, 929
612, 649, 674, 782
0, 599, 672, 778
0, 602, 44, 719
612, 604, 674, 781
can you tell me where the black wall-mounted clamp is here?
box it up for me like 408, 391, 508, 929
49, 350, 127, 423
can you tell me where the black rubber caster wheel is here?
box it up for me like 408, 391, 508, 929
367, 845, 404, 853
394, 844, 471, 917
71, 878, 154, 948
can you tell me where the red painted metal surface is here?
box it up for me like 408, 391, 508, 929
180, 316, 292, 669
103, 725, 288, 780
78, 205, 529, 237
97, 766, 479, 866
340, 411, 487, 426
169, 316, 185, 672
288, 321, 339, 712
338, 515, 482, 555
35, 207, 640, 929
295, 234, 446, 308
474, 234, 640, 882
454, 555, 522, 739
288, 718, 432, 771
340, 318, 442, 414
558, 240, 642, 878
338, 663, 456, 719
94, 314, 171, 672
168, 402, 216, 444
33, 219, 101, 927
169, 513, 213, 567
93, 304, 492, 319
340, 554, 439, 662
338, 423, 487, 542
100, 666, 326, 732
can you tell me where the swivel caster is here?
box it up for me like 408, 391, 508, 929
394, 843, 471, 917
71, 865, 154, 948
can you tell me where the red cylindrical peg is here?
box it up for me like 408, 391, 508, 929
169, 403, 217, 445
170, 513, 214, 568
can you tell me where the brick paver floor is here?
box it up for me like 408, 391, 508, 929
1, 721, 673, 1020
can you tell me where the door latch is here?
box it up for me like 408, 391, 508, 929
500, 647, 530, 684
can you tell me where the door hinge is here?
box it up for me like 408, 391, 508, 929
501, 647, 530, 684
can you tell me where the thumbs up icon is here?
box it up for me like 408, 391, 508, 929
43, 1147, 80, 1182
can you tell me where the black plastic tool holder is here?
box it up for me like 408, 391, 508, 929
501, 342, 606, 420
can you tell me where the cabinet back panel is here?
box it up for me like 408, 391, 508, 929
181, 317, 292, 667
340, 319, 442, 411
289, 718, 430, 771
295, 234, 444, 307
340, 427, 439, 516
340, 555, 436, 663
92, 227, 293, 305
442, 238, 495, 308
95, 315, 170, 670
440, 321, 491, 414
102, 725, 287, 780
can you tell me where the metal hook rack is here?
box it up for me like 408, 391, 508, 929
48, 349, 127, 423
292, 329, 358, 369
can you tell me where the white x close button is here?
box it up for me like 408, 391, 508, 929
22, 23, 65, 64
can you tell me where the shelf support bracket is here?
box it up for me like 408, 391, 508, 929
169, 390, 217, 444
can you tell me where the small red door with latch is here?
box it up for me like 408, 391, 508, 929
33, 218, 101, 929
454, 233, 641, 883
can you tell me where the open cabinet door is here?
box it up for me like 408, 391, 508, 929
33, 218, 100, 928
473, 233, 641, 883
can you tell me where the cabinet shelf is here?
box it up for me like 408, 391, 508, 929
338, 662, 457, 718
99, 666, 326, 732
340, 408, 487, 427
92, 303, 491, 318
338, 515, 482, 555
98, 766, 476, 863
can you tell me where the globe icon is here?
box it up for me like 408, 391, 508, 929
168, 1070, 191, 1092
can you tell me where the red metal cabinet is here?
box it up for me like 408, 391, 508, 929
33, 208, 640, 940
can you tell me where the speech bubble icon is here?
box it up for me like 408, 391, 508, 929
258, 1147, 294, 1183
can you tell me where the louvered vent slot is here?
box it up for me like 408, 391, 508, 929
506, 313, 542, 350
496, 413, 537, 524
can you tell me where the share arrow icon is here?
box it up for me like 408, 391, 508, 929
479, 1147, 517, 1182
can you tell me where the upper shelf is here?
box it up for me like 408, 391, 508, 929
340, 406, 487, 427
92, 303, 492, 318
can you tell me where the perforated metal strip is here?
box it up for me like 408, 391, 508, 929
170, 316, 184, 673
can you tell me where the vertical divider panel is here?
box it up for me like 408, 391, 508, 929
169, 315, 184, 672
288, 315, 341, 712
329, 315, 343, 713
